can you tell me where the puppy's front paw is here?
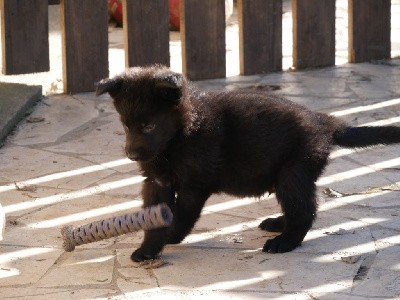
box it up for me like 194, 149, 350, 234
262, 234, 301, 253
130, 248, 160, 262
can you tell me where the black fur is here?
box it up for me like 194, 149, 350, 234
96, 65, 400, 262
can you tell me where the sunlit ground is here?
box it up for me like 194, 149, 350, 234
1, 94, 400, 298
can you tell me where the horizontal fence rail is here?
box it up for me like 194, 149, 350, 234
0, 0, 394, 93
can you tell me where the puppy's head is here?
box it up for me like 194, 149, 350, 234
96, 65, 189, 162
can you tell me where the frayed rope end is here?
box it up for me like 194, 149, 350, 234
61, 225, 76, 252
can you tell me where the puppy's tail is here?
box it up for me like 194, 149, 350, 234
333, 125, 400, 148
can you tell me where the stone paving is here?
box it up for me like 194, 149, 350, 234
1, 60, 400, 299
0, 83, 42, 145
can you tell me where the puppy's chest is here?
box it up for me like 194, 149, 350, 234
141, 155, 210, 187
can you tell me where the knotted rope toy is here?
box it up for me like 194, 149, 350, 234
61, 203, 172, 252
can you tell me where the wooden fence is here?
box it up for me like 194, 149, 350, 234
0, 0, 392, 94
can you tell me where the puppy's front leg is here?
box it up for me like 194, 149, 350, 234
131, 178, 175, 262
166, 189, 210, 244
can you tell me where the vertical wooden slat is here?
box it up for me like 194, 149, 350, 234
181, 0, 226, 80
61, 0, 108, 93
292, 0, 335, 69
123, 0, 169, 68
349, 0, 391, 63
1, 0, 49, 75
238, 0, 282, 75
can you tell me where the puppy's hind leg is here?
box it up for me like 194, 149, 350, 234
259, 215, 285, 232
262, 164, 317, 253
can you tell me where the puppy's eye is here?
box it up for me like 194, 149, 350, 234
141, 123, 156, 134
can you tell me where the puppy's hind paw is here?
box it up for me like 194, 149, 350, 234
262, 234, 301, 253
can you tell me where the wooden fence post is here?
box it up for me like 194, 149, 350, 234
292, 0, 335, 69
60, 0, 109, 93
238, 0, 282, 75
123, 0, 169, 68
348, 0, 391, 63
1, 0, 49, 75
181, 0, 226, 80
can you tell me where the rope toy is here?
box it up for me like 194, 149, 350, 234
61, 203, 172, 252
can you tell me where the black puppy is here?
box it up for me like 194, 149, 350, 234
96, 65, 400, 262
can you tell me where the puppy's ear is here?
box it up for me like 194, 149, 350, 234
95, 77, 123, 97
155, 74, 183, 104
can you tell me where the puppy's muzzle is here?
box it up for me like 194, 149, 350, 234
125, 147, 149, 161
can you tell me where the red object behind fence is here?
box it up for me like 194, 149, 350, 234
169, 0, 180, 30
108, 0, 179, 28
108, 0, 232, 30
